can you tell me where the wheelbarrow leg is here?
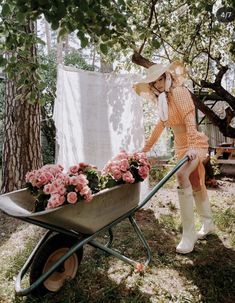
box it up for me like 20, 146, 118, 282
88, 216, 151, 268
106, 228, 113, 248
129, 215, 151, 266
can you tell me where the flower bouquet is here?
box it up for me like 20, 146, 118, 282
25, 163, 99, 212
102, 151, 150, 188
26, 151, 150, 213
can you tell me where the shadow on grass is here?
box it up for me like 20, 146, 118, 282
10, 208, 235, 303
177, 235, 235, 303
0, 210, 25, 247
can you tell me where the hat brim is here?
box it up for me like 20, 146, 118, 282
137, 63, 172, 84
133, 61, 186, 97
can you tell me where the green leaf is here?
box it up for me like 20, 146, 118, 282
2, 3, 11, 17
152, 39, 161, 49
0, 56, 7, 67
100, 43, 108, 55
58, 27, 68, 40
79, 0, 89, 11
80, 36, 89, 48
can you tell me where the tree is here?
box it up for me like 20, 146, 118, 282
9, 0, 235, 138
0, 1, 43, 192
1, 20, 43, 192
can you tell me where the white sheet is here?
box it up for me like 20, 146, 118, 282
53, 65, 145, 171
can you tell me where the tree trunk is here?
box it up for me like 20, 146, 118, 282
100, 56, 113, 73
1, 20, 43, 193
1, 80, 42, 193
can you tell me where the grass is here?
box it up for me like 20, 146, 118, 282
0, 177, 234, 303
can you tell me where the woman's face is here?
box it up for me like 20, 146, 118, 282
150, 74, 166, 93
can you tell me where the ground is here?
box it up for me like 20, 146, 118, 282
0, 175, 234, 303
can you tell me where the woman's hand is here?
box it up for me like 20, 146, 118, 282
186, 149, 197, 160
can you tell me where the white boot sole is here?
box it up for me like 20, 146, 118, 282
197, 230, 215, 240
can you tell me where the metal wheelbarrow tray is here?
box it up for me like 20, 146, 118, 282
0, 157, 188, 297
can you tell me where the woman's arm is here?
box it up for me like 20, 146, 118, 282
143, 120, 165, 152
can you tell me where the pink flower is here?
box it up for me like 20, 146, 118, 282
36, 173, 48, 187
67, 192, 78, 204
57, 185, 67, 196
135, 263, 145, 273
115, 150, 128, 161
120, 159, 129, 172
84, 192, 93, 202
69, 176, 80, 186
138, 166, 150, 180
44, 171, 54, 182
122, 171, 135, 183
79, 162, 91, 170
47, 194, 64, 209
43, 184, 53, 195
80, 186, 91, 196
69, 165, 80, 174
112, 169, 122, 180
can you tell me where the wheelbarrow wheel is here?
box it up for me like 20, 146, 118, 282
30, 233, 83, 296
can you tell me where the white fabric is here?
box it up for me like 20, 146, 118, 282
164, 72, 172, 92
158, 92, 168, 122
53, 65, 145, 171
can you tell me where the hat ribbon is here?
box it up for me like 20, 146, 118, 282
158, 92, 168, 121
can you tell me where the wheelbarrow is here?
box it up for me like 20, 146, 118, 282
0, 157, 188, 297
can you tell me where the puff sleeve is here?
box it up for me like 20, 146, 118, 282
143, 120, 165, 152
172, 86, 198, 149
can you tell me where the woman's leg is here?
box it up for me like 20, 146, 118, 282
175, 157, 199, 253
192, 161, 215, 239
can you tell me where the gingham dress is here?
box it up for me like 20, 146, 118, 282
143, 86, 209, 160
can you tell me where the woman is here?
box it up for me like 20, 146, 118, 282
134, 62, 215, 254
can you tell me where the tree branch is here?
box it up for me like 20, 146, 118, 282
132, 52, 154, 68
191, 93, 235, 138
138, 0, 157, 54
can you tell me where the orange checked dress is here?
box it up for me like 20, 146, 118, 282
143, 86, 209, 160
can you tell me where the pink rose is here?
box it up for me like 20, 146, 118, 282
122, 171, 135, 183
57, 185, 67, 196
120, 159, 129, 172
36, 173, 48, 187
138, 166, 150, 179
43, 183, 53, 195
69, 165, 80, 174
80, 186, 91, 196
77, 174, 89, 186
115, 151, 128, 161
69, 176, 80, 186
79, 162, 91, 170
47, 194, 64, 209
112, 169, 122, 180
67, 192, 78, 204
84, 192, 93, 202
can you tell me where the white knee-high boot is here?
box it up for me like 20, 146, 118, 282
194, 189, 215, 239
176, 186, 197, 254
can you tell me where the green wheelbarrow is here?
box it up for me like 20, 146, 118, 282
0, 157, 188, 297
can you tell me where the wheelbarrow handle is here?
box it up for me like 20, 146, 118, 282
134, 156, 190, 212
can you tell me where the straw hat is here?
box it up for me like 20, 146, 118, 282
133, 61, 187, 99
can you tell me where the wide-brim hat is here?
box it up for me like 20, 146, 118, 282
133, 61, 187, 99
